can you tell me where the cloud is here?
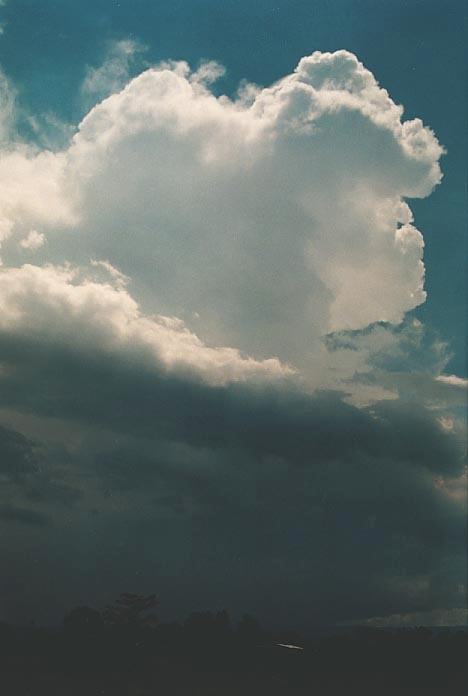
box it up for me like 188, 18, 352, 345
0, 67, 14, 144
1, 373, 464, 624
0, 358, 464, 624
0, 503, 50, 526
323, 320, 468, 414
436, 374, 468, 389
20, 229, 45, 251
0, 262, 292, 385
0, 50, 443, 376
0, 421, 82, 513
0, 147, 75, 252
81, 39, 146, 102
0, 282, 464, 480
0, 423, 38, 482
0, 49, 462, 627
190, 60, 226, 85
353, 606, 468, 628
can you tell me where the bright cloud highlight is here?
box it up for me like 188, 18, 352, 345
0, 50, 444, 382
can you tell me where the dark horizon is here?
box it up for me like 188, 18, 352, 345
2, 592, 467, 695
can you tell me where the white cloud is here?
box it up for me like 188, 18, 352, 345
81, 39, 145, 101
0, 50, 444, 383
0, 67, 15, 143
190, 60, 226, 85
0, 147, 75, 248
436, 374, 468, 389
0, 262, 293, 386
20, 229, 45, 251
438, 416, 454, 431
90, 258, 129, 288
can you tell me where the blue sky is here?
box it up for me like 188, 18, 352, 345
0, 1, 466, 627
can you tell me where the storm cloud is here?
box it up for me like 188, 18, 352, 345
0, 48, 465, 628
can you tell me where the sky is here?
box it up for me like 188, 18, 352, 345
0, 0, 466, 629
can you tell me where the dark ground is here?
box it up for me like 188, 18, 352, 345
1, 600, 467, 695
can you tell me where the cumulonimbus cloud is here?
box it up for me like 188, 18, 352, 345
0, 50, 444, 381
0, 49, 465, 627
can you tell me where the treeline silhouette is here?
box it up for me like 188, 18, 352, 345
1, 593, 466, 695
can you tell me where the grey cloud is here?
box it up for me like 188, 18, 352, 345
0, 503, 50, 526
0, 421, 82, 508
0, 423, 38, 482
0, 335, 455, 625
0, 329, 464, 477
23, 474, 83, 506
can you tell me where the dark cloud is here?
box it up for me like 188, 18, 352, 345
0, 424, 38, 482
0, 503, 50, 526
0, 420, 82, 508
0, 329, 465, 627
0, 332, 464, 476
23, 475, 83, 506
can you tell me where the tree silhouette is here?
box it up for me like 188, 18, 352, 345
63, 606, 103, 636
237, 614, 263, 644
215, 609, 231, 633
102, 592, 158, 629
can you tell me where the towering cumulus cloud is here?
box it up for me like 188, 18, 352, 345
0, 50, 443, 376
0, 50, 465, 628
